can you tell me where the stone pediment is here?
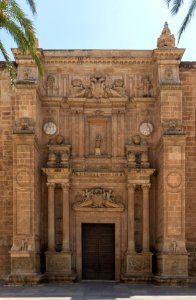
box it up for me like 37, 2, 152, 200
72, 187, 124, 211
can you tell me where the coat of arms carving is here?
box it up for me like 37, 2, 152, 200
73, 187, 124, 209
70, 73, 126, 98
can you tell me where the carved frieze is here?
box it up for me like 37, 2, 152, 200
73, 187, 124, 209
127, 75, 153, 98
70, 73, 126, 98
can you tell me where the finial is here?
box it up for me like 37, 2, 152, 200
157, 22, 176, 49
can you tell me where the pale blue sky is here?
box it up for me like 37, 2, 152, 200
2, 0, 196, 61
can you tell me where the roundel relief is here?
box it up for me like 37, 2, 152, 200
16, 170, 31, 187
167, 172, 182, 188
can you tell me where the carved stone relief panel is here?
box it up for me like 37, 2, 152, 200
72, 187, 124, 209
127, 74, 153, 98
41, 74, 68, 97
17, 66, 37, 82
69, 73, 126, 98
159, 66, 180, 84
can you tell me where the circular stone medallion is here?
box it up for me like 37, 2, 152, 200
167, 172, 182, 188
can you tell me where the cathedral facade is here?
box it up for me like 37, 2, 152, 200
0, 23, 196, 285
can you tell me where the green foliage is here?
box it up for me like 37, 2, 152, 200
165, 0, 196, 42
0, 0, 42, 84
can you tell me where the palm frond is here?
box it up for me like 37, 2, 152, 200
26, 0, 36, 15
1, 15, 32, 52
164, 0, 184, 14
178, 0, 196, 42
7, 0, 36, 46
0, 39, 16, 84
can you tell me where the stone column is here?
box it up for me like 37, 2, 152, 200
142, 184, 151, 252
61, 183, 70, 251
127, 184, 136, 252
47, 182, 56, 251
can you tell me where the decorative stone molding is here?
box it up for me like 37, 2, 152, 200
73, 187, 124, 210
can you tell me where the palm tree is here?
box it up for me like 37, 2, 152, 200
165, 0, 196, 42
0, 0, 42, 84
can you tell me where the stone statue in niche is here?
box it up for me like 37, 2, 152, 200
135, 76, 152, 97
95, 134, 102, 156
44, 75, 59, 96
73, 187, 124, 209
170, 240, 178, 252
142, 76, 152, 97
70, 74, 126, 98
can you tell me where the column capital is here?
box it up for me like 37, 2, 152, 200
141, 183, 151, 190
46, 182, 56, 188
127, 183, 137, 189
61, 182, 70, 189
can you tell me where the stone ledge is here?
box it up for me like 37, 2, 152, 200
121, 274, 152, 284
44, 273, 76, 283
153, 275, 191, 287
5, 274, 44, 286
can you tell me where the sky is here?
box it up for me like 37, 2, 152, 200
2, 0, 196, 61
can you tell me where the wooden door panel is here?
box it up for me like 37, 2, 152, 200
82, 223, 115, 280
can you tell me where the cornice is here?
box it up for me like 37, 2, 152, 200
153, 48, 185, 61
159, 83, 182, 90
43, 56, 153, 65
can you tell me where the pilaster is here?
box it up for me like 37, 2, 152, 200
42, 168, 76, 282
153, 24, 188, 283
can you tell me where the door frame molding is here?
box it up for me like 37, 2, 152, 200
75, 213, 121, 281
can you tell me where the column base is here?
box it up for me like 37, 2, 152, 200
157, 252, 188, 277
45, 251, 76, 282
6, 274, 43, 286
122, 252, 152, 282
188, 252, 196, 276
7, 251, 42, 285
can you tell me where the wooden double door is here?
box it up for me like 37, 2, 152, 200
82, 223, 115, 280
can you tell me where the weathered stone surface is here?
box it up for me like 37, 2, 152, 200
0, 24, 195, 285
